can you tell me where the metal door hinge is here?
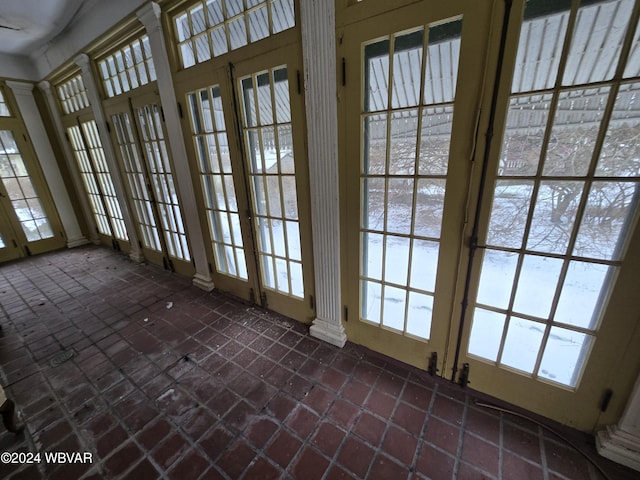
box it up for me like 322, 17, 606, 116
428, 352, 439, 376
458, 363, 471, 388
261, 291, 267, 308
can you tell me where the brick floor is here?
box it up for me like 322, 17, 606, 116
0, 246, 636, 479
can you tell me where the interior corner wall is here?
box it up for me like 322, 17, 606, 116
31, 0, 146, 80
0, 53, 38, 81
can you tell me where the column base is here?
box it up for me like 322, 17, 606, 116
310, 317, 347, 348
129, 250, 145, 263
193, 273, 215, 292
596, 425, 640, 472
66, 236, 90, 248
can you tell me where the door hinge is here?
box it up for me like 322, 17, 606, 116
296, 70, 301, 94
344, 306, 348, 322
177, 102, 183, 118
309, 295, 314, 310
342, 57, 346, 86
261, 291, 267, 308
246, 209, 252, 220
600, 389, 614, 412
428, 352, 439, 376
458, 363, 471, 388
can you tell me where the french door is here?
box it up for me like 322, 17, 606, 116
176, 44, 315, 322
0, 128, 65, 262
344, 0, 492, 369
343, 0, 640, 430
104, 89, 194, 276
64, 113, 130, 251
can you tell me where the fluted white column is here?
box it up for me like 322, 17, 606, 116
75, 53, 144, 262
38, 80, 98, 245
597, 374, 640, 471
136, 2, 214, 291
6, 81, 88, 248
300, 0, 347, 347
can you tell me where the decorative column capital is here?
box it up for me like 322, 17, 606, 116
136, 2, 162, 31
74, 53, 91, 72
37, 80, 52, 93
6, 80, 34, 96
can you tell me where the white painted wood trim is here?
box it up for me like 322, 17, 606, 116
300, 0, 346, 347
136, 2, 214, 291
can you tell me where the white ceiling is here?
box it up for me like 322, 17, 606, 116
0, 0, 85, 56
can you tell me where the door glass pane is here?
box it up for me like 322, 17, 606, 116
596, 82, 640, 177
542, 87, 610, 177
188, 86, 248, 280
538, 328, 593, 387
360, 19, 462, 340
562, 0, 634, 86
112, 112, 162, 251
136, 104, 191, 262
573, 181, 638, 261
240, 66, 304, 298
554, 261, 611, 329
468, 308, 506, 362
500, 317, 544, 374
469, 0, 640, 388
526, 181, 583, 254
511, 0, 570, 93
512, 255, 562, 319
486, 180, 534, 248
499, 94, 552, 176
0, 131, 54, 241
